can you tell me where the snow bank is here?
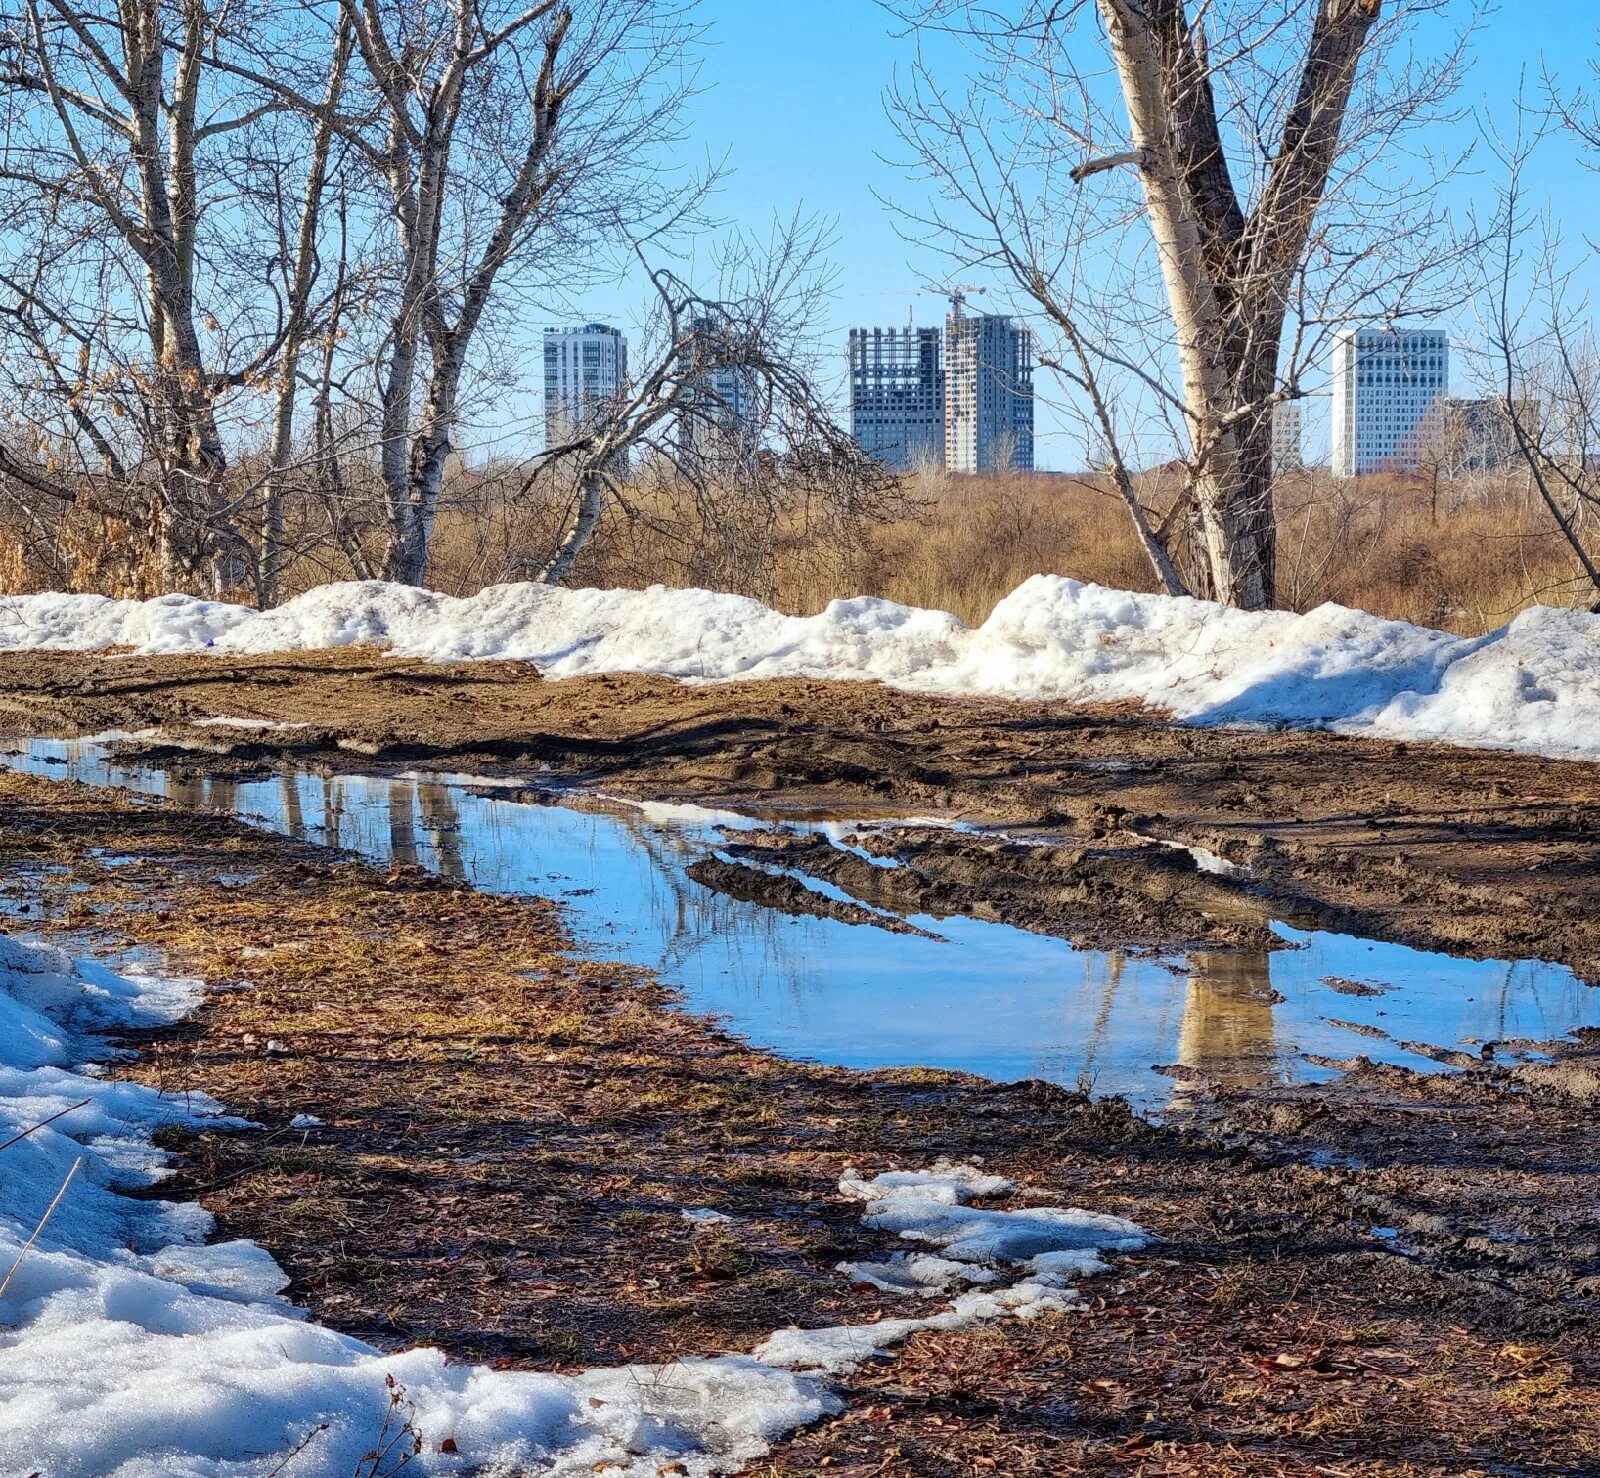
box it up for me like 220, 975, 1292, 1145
0, 939, 833, 1478
2, 576, 1595, 760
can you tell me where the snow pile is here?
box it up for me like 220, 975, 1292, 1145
757, 1163, 1149, 1375
3, 575, 1597, 760
838, 1158, 1016, 1205
0, 937, 833, 1478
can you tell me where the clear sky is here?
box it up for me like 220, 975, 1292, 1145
560, 3, 1600, 471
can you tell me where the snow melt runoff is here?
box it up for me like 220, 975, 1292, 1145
0, 575, 1595, 761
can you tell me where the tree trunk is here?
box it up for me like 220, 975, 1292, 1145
537, 468, 606, 585
1095, 0, 1379, 610
261, 21, 352, 607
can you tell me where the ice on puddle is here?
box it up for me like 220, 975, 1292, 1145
0, 576, 1593, 760
0, 934, 837, 1477
838, 1157, 1016, 1205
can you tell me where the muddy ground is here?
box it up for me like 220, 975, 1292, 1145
2, 769, 1598, 1476
0, 651, 1598, 1472
0, 647, 1597, 972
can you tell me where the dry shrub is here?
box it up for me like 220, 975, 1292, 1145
430, 464, 1596, 636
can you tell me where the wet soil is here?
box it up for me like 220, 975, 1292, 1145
1, 648, 1597, 974
712, 824, 1278, 952
3, 769, 1599, 1474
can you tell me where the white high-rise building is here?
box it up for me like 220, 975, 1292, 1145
1272, 401, 1303, 472
677, 315, 760, 462
543, 323, 627, 448
1330, 327, 1448, 478
944, 311, 1033, 473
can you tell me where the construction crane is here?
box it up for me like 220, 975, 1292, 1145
944, 284, 987, 319
861, 284, 989, 323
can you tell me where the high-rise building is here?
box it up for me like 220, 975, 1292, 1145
1434, 397, 1525, 472
543, 323, 627, 448
677, 315, 760, 462
944, 311, 1034, 473
1330, 327, 1448, 477
848, 326, 945, 470
1272, 401, 1303, 472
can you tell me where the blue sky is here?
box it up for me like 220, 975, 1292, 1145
558, 3, 1600, 470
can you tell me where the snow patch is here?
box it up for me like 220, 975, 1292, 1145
838, 1158, 1016, 1205
189, 716, 310, 731
0, 577, 1594, 760
756, 1164, 1149, 1375
0, 937, 837, 1477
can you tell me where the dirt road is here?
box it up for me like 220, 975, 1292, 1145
0, 647, 1596, 972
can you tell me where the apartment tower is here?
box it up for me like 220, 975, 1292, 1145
1271, 401, 1303, 472
543, 323, 627, 447
677, 315, 761, 461
944, 310, 1034, 473
1330, 327, 1448, 477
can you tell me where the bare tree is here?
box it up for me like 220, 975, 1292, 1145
0, 0, 305, 590
230, 0, 703, 584
529, 223, 906, 591
254, 15, 355, 605
891, 0, 1476, 608
1475, 116, 1600, 611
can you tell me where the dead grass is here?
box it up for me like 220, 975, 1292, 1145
2, 459, 1592, 638
422, 466, 1599, 636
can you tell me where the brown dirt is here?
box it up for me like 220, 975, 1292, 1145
0, 647, 1596, 971
2, 767, 1599, 1474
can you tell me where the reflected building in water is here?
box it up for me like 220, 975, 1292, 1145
1172, 950, 1283, 1098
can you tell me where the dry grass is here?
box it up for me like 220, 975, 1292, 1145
1, 459, 1592, 636
424, 466, 1600, 636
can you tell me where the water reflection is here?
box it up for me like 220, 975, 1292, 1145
1174, 952, 1280, 1097
3, 738, 1596, 1108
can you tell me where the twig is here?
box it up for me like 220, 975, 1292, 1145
0, 1155, 82, 1300
0, 1099, 92, 1155
262, 1421, 331, 1478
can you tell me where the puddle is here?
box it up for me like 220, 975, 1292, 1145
3, 737, 1597, 1109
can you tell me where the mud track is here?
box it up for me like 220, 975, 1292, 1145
1, 647, 1597, 972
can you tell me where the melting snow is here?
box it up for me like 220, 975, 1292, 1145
189, 716, 310, 731
0, 939, 833, 1477
0, 576, 1593, 760
838, 1158, 1017, 1205
756, 1164, 1149, 1375
0, 937, 1149, 1476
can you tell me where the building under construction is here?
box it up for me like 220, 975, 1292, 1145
847, 326, 945, 470
944, 308, 1033, 474
848, 296, 1033, 474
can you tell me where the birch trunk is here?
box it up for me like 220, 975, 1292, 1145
1095, 0, 1379, 608
260, 21, 352, 606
